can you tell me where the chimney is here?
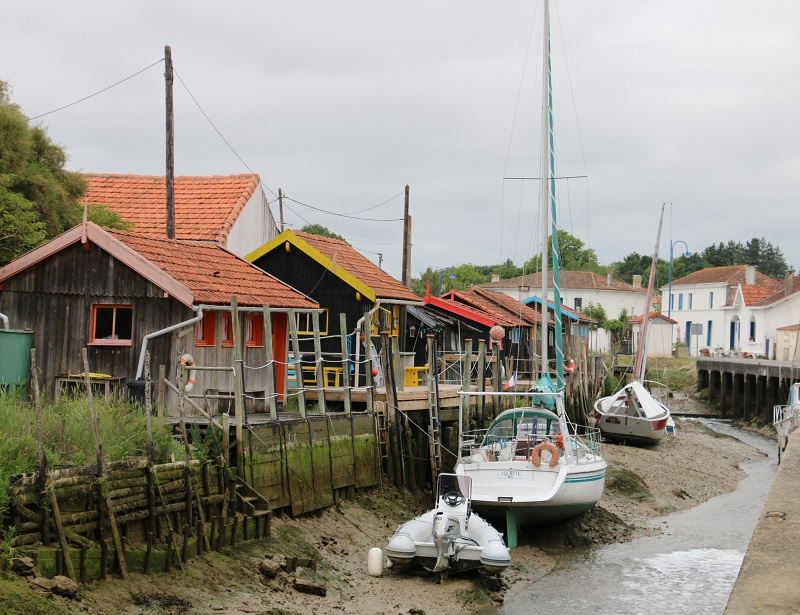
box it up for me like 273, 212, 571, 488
745, 264, 756, 286
632, 275, 642, 289
491, 273, 500, 283
786, 270, 795, 296
607, 272, 613, 285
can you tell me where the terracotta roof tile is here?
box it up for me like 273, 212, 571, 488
753, 277, 800, 307
741, 285, 781, 306
670, 265, 783, 288
630, 312, 677, 325
480, 271, 643, 293
83, 174, 260, 243
450, 287, 542, 327
294, 231, 419, 301
108, 230, 316, 308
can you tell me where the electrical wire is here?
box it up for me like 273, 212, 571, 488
173, 68, 280, 200
283, 196, 403, 222
28, 58, 164, 121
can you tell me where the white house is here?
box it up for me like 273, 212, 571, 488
726, 271, 800, 359
481, 271, 646, 353
660, 264, 787, 357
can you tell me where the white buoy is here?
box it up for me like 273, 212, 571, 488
367, 547, 383, 577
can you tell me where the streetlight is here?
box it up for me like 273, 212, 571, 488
438, 269, 456, 295
667, 240, 690, 319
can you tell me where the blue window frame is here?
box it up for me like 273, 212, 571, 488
706, 321, 712, 346
678, 294, 684, 310
709, 292, 714, 309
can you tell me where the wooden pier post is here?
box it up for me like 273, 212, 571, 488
262, 305, 277, 419
312, 311, 326, 413
339, 313, 352, 413
288, 309, 307, 417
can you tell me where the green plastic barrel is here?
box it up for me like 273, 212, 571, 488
0, 329, 34, 392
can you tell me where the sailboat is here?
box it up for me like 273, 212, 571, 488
453, 0, 607, 548
593, 205, 672, 445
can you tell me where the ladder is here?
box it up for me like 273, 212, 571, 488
427, 369, 442, 487
375, 401, 389, 460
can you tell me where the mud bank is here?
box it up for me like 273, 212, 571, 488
2, 416, 762, 615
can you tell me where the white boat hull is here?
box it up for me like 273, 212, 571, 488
594, 380, 670, 445
455, 404, 607, 545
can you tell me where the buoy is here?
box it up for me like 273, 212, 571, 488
367, 547, 383, 577
371, 367, 379, 377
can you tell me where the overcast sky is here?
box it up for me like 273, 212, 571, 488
3, 1, 799, 281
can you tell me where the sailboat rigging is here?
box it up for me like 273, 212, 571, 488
454, 0, 607, 548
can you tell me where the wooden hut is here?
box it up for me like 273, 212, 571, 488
245, 230, 422, 384
0, 222, 317, 411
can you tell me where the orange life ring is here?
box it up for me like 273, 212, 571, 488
180, 354, 197, 392
530, 442, 560, 468
563, 358, 576, 373
555, 432, 565, 450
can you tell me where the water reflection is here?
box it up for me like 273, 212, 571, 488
500, 420, 777, 615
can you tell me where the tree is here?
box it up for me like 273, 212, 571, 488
582, 303, 607, 330
0, 82, 86, 241
700, 237, 790, 278
0, 174, 47, 264
524, 229, 602, 273
300, 223, 348, 244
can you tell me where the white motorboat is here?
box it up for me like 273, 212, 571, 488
594, 205, 672, 445
773, 382, 800, 462
384, 474, 511, 576
452, 0, 606, 548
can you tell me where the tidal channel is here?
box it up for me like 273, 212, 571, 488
499, 419, 777, 615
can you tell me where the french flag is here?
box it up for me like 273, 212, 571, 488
504, 371, 517, 391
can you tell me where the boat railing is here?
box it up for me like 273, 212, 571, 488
569, 425, 604, 463
460, 429, 489, 452
773, 403, 800, 426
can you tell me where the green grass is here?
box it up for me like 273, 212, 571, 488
0, 390, 184, 525
0, 573, 73, 615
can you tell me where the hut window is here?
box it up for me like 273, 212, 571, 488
296, 310, 328, 336
245, 314, 263, 347
90, 305, 133, 346
221, 313, 234, 347
195, 312, 215, 347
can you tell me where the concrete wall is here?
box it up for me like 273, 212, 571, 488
725, 428, 800, 613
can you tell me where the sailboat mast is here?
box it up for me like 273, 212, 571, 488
632, 203, 665, 380
539, 0, 565, 387
539, 0, 550, 379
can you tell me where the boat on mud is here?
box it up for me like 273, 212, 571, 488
594, 205, 672, 445
455, 400, 606, 547
384, 474, 511, 577
453, 0, 606, 548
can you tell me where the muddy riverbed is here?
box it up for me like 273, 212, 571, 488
10, 410, 767, 615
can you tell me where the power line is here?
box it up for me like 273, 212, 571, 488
283, 196, 403, 222
28, 58, 165, 121
173, 68, 279, 199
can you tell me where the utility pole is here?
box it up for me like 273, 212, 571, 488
165, 45, 175, 239
278, 188, 285, 232
401, 185, 411, 287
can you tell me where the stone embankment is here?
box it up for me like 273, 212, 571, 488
725, 427, 800, 614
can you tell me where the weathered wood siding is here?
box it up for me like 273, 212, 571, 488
0, 242, 188, 399
0, 241, 286, 405
252, 248, 371, 354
